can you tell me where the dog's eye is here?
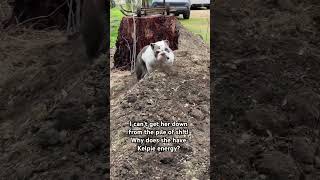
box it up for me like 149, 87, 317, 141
165, 48, 169, 52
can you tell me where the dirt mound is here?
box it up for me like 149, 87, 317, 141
213, 0, 320, 179
0, 28, 108, 179
110, 26, 210, 179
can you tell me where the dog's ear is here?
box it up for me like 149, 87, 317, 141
164, 40, 170, 46
150, 43, 156, 49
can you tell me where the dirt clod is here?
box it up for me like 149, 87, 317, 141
255, 151, 299, 180
159, 152, 175, 164
16, 165, 33, 180
52, 110, 87, 131
127, 94, 137, 103
245, 106, 288, 135
190, 108, 205, 120
315, 157, 320, 169
78, 141, 95, 154
37, 128, 61, 147
292, 137, 316, 164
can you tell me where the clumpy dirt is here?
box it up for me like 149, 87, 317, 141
110, 25, 210, 179
0, 28, 108, 179
212, 0, 320, 179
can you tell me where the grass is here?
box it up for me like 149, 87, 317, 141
179, 17, 210, 44
110, 7, 124, 48
110, 8, 210, 48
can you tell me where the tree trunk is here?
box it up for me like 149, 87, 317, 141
113, 15, 179, 70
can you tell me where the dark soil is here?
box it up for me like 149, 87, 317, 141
212, 0, 320, 179
0, 28, 108, 179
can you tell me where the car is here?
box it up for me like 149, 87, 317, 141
151, 0, 191, 19
110, 0, 116, 8
190, 0, 210, 9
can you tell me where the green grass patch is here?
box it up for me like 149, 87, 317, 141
179, 18, 210, 44
110, 7, 124, 48
110, 8, 210, 47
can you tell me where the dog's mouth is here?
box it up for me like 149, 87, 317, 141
157, 53, 168, 61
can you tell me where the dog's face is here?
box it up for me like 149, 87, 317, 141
150, 40, 174, 64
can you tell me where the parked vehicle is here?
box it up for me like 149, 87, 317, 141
111, 0, 116, 8
190, 0, 210, 9
151, 0, 191, 19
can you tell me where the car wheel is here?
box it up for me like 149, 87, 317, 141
137, 7, 142, 17
183, 10, 190, 19
110, 0, 116, 8
165, 5, 170, 15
